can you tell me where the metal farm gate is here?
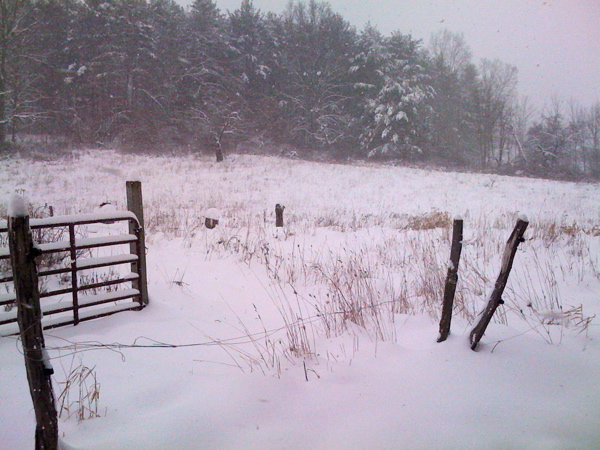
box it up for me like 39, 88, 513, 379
0, 184, 148, 335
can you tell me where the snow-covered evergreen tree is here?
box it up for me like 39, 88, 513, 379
356, 32, 434, 159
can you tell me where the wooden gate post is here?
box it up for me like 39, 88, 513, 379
469, 217, 529, 351
126, 181, 149, 306
8, 199, 58, 449
437, 217, 464, 342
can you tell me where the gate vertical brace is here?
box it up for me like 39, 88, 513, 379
9, 208, 58, 449
69, 223, 79, 325
126, 181, 149, 306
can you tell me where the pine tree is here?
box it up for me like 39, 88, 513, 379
358, 32, 434, 159
183, 0, 243, 159
228, 0, 278, 138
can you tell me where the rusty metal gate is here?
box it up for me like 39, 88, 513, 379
0, 210, 148, 334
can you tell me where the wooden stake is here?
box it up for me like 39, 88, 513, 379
469, 217, 529, 351
437, 218, 463, 342
9, 213, 58, 449
205, 217, 219, 229
275, 204, 285, 227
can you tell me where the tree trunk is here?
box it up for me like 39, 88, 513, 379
0, 69, 6, 143
215, 145, 224, 162
213, 138, 224, 162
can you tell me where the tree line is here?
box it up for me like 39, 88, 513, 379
2, 0, 599, 178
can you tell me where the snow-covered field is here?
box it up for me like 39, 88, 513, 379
1, 149, 599, 449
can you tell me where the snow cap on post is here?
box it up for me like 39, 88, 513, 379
8, 193, 28, 218
205, 208, 221, 229
205, 208, 221, 220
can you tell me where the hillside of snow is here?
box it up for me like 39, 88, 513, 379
1, 150, 599, 449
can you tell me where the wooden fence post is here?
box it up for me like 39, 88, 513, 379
204, 208, 220, 229
205, 217, 219, 229
126, 181, 149, 306
437, 217, 463, 342
469, 217, 529, 351
275, 204, 285, 228
8, 199, 58, 449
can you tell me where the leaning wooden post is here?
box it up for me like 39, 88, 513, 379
275, 204, 285, 228
437, 216, 464, 342
126, 181, 149, 306
8, 195, 58, 449
469, 216, 529, 351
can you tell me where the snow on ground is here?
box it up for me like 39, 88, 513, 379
1, 150, 599, 449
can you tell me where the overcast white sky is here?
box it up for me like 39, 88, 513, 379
178, 0, 600, 111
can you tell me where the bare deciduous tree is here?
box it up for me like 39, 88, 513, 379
429, 29, 472, 76
473, 58, 518, 169
0, 0, 34, 143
